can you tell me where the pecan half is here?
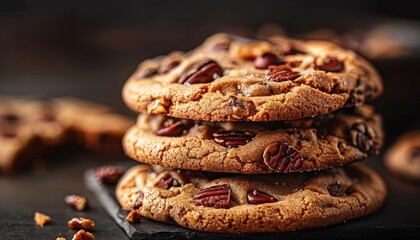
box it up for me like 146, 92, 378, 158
247, 190, 277, 204
315, 57, 343, 72
193, 184, 231, 209
254, 52, 283, 69
65, 195, 87, 211
96, 165, 125, 184
155, 119, 192, 137
263, 142, 303, 173
267, 64, 300, 82
178, 60, 223, 84
349, 123, 377, 155
67, 217, 95, 231
72, 230, 94, 240
213, 131, 255, 147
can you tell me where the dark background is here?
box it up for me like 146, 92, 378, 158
1, 0, 420, 141
1, 1, 420, 239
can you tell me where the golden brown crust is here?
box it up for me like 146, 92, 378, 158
116, 164, 386, 233
123, 33, 383, 121
123, 106, 383, 174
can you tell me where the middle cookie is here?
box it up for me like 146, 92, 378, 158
124, 105, 383, 174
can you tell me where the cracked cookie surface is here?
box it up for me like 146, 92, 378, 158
123, 33, 382, 121
116, 164, 386, 233
123, 105, 383, 174
385, 131, 420, 181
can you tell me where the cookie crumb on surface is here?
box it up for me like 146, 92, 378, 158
34, 212, 51, 228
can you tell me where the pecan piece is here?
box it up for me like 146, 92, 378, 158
126, 209, 142, 223
315, 57, 343, 72
247, 190, 277, 204
95, 165, 125, 184
72, 230, 94, 240
155, 120, 187, 137
213, 130, 255, 148
158, 177, 180, 189
133, 191, 144, 209
267, 64, 300, 82
178, 60, 223, 84
67, 217, 95, 231
263, 142, 303, 173
193, 184, 231, 209
34, 212, 51, 228
65, 194, 87, 211
254, 52, 284, 69
147, 99, 171, 114
349, 123, 377, 155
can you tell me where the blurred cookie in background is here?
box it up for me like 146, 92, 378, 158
385, 131, 420, 182
0, 96, 133, 174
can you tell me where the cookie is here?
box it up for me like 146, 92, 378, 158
385, 131, 420, 181
0, 96, 133, 174
123, 105, 383, 174
123, 33, 382, 121
53, 98, 134, 154
116, 164, 386, 233
0, 97, 68, 173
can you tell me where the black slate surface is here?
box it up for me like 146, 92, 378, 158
84, 159, 420, 240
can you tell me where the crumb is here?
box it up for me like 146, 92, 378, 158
34, 212, 51, 227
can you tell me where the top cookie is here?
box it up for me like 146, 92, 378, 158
123, 33, 383, 121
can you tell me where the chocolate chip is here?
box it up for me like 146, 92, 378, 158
213, 130, 255, 148
158, 177, 180, 189
263, 142, 303, 173
254, 52, 284, 69
193, 184, 231, 209
159, 60, 181, 74
178, 60, 223, 84
247, 190, 277, 204
349, 123, 377, 155
267, 64, 300, 82
327, 182, 347, 197
315, 57, 343, 72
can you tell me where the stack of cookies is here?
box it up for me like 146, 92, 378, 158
117, 33, 387, 233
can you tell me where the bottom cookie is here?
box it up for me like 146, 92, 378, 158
385, 131, 420, 181
116, 164, 386, 233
